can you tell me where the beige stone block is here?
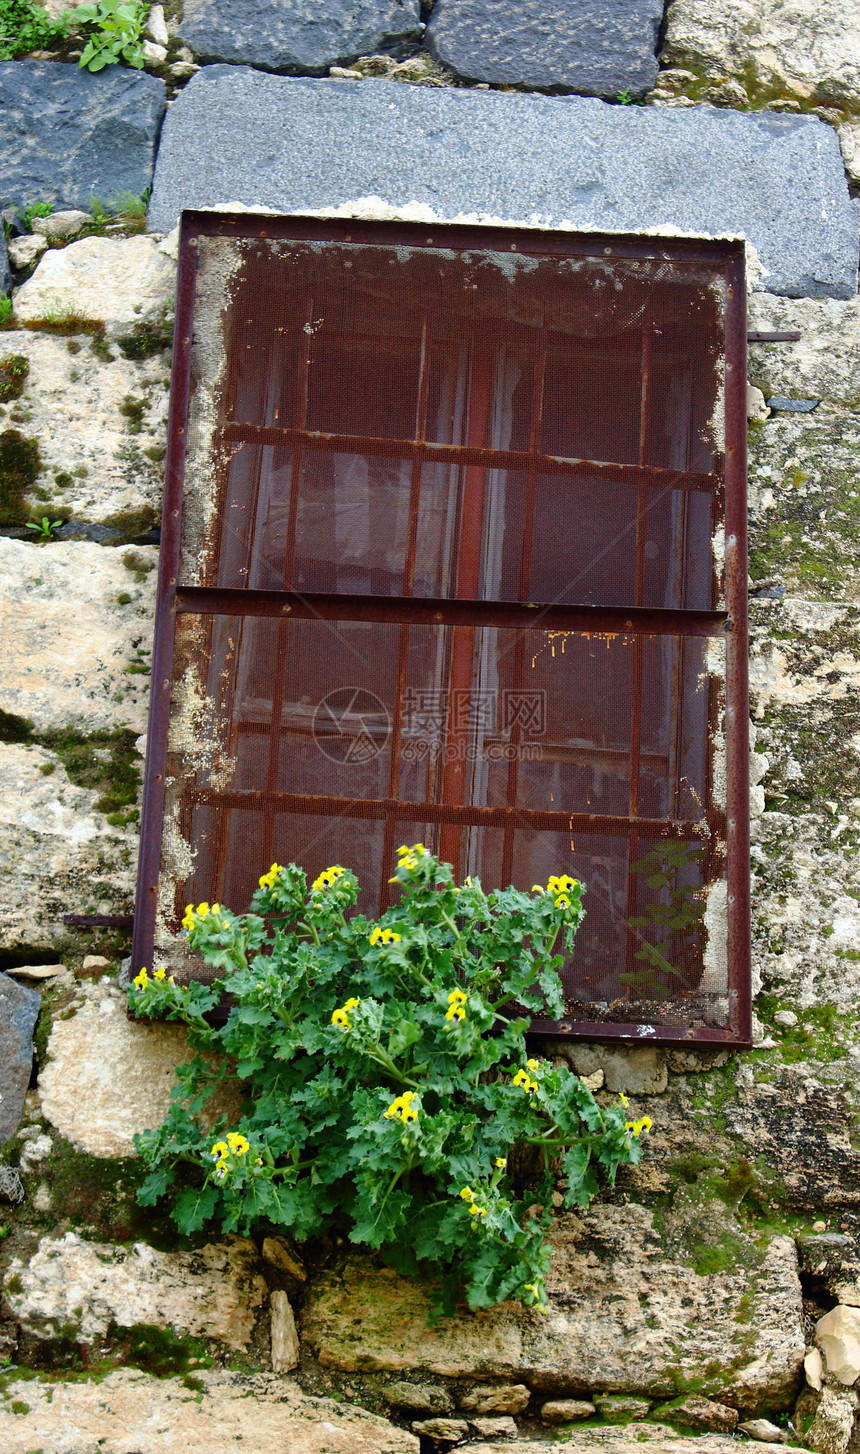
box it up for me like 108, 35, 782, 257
559, 1044, 668, 1095
540, 1399, 596, 1423
0, 1367, 420, 1453
457, 1383, 530, 1414
0, 538, 156, 734
0, 744, 136, 950
13, 234, 176, 337
3, 1232, 266, 1350
262, 1235, 307, 1280
38, 983, 241, 1157
271, 1289, 300, 1373
0, 329, 167, 525
661, 0, 860, 109
301, 1212, 804, 1407
817, 1305, 860, 1384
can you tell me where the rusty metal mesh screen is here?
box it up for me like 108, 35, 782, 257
144, 222, 745, 1040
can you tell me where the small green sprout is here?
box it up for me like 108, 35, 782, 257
26, 516, 64, 542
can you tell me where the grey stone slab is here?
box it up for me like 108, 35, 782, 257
179, 0, 421, 73
0, 233, 10, 298
147, 68, 859, 299
0, 60, 166, 215
0, 972, 40, 1146
426, 0, 662, 94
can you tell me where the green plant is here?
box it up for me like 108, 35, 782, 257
25, 515, 63, 542
0, 0, 68, 59
22, 201, 53, 231
0, 354, 28, 402
0, 429, 41, 524
0, 297, 12, 326
130, 849, 650, 1316
71, 0, 149, 71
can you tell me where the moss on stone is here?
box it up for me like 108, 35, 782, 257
101, 506, 157, 542
0, 428, 41, 524
116, 316, 173, 362
0, 354, 29, 403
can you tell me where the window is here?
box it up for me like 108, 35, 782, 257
133, 212, 750, 1047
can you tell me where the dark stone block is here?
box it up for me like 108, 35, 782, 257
148, 69, 860, 299
0, 972, 40, 1146
179, 0, 422, 74
426, 0, 663, 94
0, 59, 166, 215
0, 233, 10, 298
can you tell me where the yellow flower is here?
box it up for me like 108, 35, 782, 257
625, 1116, 653, 1138
554, 894, 570, 908
526, 1058, 539, 1072
512, 1068, 538, 1093
258, 862, 283, 891
226, 1132, 250, 1155
343, 997, 360, 1011
390, 843, 426, 879
469, 1204, 487, 1218
619, 1093, 629, 1107
214, 1160, 228, 1179
445, 1002, 466, 1022
383, 1092, 418, 1123
524, 1282, 539, 1294
312, 865, 345, 892
153, 967, 166, 982
196, 902, 210, 919
459, 1186, 475, 1202
210, 1140, 228, 1161
494, 1157, 507, 1169
168, 976, 175, 985
331, 1008, 351, 1031
447, 989, 467, 1005
369, 927, 402, 946
181, 906, 195, 932
133, 966, 149, 989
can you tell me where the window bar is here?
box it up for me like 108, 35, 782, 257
439, 345, 494, 871
380, 316, 432, 904
501, 325, 547, 885
622, 325, 654, 991
256, 294, 314, 870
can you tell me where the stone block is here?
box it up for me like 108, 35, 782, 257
0, 537, 156, 735
270, 1289, 300, 1372
0, 745, 138, 952
13, 233, 176, 337
37, 981, 242, 1156
0, 972, 40, 1145
739, 1419, 792, 1443
179, 0, 421, 74
457, 1384, 531, 1414
383, 1381, 455, 1413
30, 209, 90, 240
262, 1235, 307, 1280
469, 1415, 519, 1439
540, 1399, 596, 1423
655, 1396, 738, 1432
559, 1044, 668, 1095
0, 60, 165, 215
748, 294, 860, 409
0, 329, 168, 528
146, 67, 859, 299
0, 1367, 421, 1453
426, 0, 662, 94
662, 0, 860, 112
594, 1395, 652, 1421
806, 1387, 858, 1454
3, 1231, 267, 1349
7, 233, 46, 269
816, 1305, 860, 1384
411, 1418, 470, 1440
300, 1209, 804, 1410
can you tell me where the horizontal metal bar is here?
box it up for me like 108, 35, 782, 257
180, 785, 720, 840
746, 331, 801, 343
221, 422, 719, 495
529, 1017, 749, 1047
175, 587, 726, 637
183, 208, 745, 271
64, 914, 135, 928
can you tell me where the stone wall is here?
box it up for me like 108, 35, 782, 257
2, 3, 860, 1451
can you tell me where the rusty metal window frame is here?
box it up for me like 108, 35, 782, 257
133, 210, 751, 1049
